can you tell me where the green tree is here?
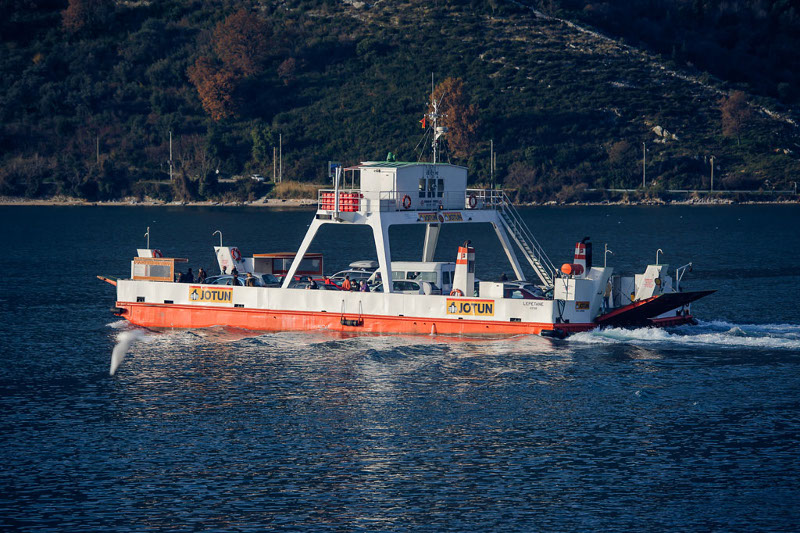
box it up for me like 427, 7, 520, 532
251, 123, 275, 168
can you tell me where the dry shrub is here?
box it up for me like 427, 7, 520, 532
269, 181, 320, 199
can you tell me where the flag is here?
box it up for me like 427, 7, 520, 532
420, 117, 426, 129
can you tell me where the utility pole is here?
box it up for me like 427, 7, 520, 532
710, 155, 714, 192
490, 139, 494, 188
273, 147, 277, 183
642, 142, 646, 188
279, 133, 282, 183
169, 130, 174, 182
96, 135, 100, 165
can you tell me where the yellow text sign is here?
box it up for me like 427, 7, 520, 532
446, 299, 494, 317
188, 286, 233, 304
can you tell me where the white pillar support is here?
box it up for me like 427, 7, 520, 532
421, 223, 441, 262
492, 221, 525, 281
281, 218, 324, 288
370, 219, 394, 293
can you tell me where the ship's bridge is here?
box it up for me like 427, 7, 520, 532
285, 160, 556, 293
318, 161, 502, 213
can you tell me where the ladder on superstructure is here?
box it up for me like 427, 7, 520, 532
498, 193, 557, 288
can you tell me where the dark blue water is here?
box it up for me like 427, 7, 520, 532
1, 205, 799, 531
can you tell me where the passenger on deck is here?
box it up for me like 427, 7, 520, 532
184, 268, 194, 283
222, 266, 227, 275
231, 266, 239, 276
342, 276, 351, 291
245, 272, 256, 287
175, 271, 184, 283
500, 272, 508, 281
197, 268, 207, 284
360, 280, 368, 292
230, 273, 239, 286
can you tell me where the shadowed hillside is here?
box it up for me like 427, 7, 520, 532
1, 0, 798, 202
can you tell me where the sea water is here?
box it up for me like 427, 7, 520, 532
0, 205, 798, 531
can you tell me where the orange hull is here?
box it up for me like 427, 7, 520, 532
115, 301, 597, 337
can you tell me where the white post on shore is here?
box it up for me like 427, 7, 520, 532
490, 139, 494, 188
279, 133, 282, 183
710, 155, 714, 192
642, 142, 646, 188
169, 130, 173, 182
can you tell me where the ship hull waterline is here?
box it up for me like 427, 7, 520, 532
114, 301, 697, 338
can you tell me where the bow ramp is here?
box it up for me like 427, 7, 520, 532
497, 192, 556, 288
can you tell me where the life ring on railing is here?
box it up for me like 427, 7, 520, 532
402, 195, 411, 209
450, 289, 464, 296
152, 249, 163, 258
231, 248, 242, 261
468, 194, 477, 208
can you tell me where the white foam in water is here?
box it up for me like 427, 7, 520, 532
110, 329, 146, 376
107, 319, 130, 329
569, 320, 800, 350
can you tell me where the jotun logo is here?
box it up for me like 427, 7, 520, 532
188, 286, 233, 304
446, 299, 494, 316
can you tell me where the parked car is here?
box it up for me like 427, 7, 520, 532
260, 273, 281, 287
330, 269, 376, 283
371, 280, 438, 294
504, 281, 546, 298
289, 280, 341, 290
205, 275, 268, 287
250, 174, 265, 182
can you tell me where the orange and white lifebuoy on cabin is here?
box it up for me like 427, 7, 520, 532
152, 249, 163, 258
231, 247, 242, 262
468, 194, 477, 208
449, 288, 464, 296
402, 195, 412, 209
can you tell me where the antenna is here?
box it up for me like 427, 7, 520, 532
144, 227, 150, 249
425, 74, 448, 164
213, 230, 223, 247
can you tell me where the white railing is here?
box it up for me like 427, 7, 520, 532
317, 188, 504, 213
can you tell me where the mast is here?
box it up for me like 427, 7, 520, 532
425, 74, 447, 164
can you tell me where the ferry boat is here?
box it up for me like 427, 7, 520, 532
100, 98, 713, 338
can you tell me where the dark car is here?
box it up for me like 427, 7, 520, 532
289, 281, 341, 290
260, 273, 281, 287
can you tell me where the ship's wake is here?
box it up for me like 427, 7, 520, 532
110, 329, 146, 375
569, 320, 800, 350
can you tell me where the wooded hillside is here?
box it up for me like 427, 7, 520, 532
1, 0, 798, 202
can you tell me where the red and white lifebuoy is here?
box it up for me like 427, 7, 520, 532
231, 248, 242, 261
468, 194, 477, 208
402, 195, 411, 209
450, 288, 464, 296
152, 249, 163, 258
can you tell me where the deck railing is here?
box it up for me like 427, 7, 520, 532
317, 189, 505, 213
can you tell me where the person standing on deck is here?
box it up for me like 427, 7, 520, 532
342, 276, 351, 291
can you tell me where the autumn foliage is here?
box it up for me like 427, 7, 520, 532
187, 57, 237, 121
428, 77, 479, 160
719, 90, 752, 146
189, 9, 272, 120
212, 9, 272, 77
62, 0, 113, 34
